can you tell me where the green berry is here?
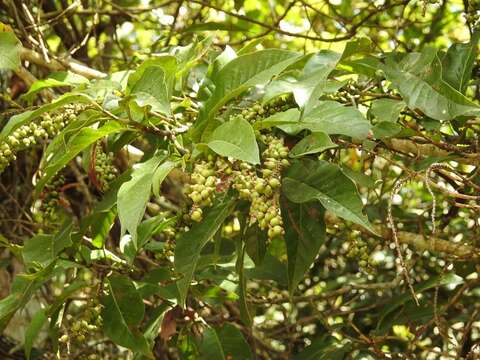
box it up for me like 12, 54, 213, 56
191, 209, 203, 222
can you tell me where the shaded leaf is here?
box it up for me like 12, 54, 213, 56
370, 99, 405, 123
383, 48, 480, 121
118, 153, 166, 248
174, 193, 236, 306
23, 219, 73, 267
289, 132, 337, 158
199, 324, 252, 360
442, 31, 479, 93
282, 159, 375, 233
24, 309, 47, 360
281, 200, 326, 293
102, 274, 150, 355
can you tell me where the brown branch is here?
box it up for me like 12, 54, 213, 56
325, 213, 479, 259
385, 138, 480, 166
20, 47, 107, 79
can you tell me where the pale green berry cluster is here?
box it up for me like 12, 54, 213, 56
232, 135, 290, 240
184, 157, 218, 222
94, 146, 117, 191
34, 175, 65, 225
346, 238, 377, 272
60, 303, 102, 344
241, 97, 294, 124
0, 103, 84, 173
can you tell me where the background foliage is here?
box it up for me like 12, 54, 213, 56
1, 0, 480, 359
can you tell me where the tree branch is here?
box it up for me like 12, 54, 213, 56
20, 47, 107, 79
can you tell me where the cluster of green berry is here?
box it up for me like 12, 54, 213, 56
33, 175, 65, 225
0, 103, 85, 173
59, 302, 102, 345
184, 158, 218, 222
346, 238, 377, 272
324, 81, 358, 104
241, 97, 294, 124
232, 135, 290, 240
94, 146, 117, 191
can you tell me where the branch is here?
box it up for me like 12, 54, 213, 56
385, 138, 480, 166
325, 213, 479, 259
20, 47, 107, 79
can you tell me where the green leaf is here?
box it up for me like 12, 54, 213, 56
23, 220, 73, 267
24, 309, 47, 360
282, 159, 375, 233
383, 48, 480, 121
207, 116, 260, 164
127, 56, 176, 115
0, 32, 21, 70
340, 37, 373, 60
281, 200, 326, 293
174, 193, 236, 307
0, 265, 54, 331
370, 99, 405, 123
442, 31, 480, 94
279, 101, 371, 139
35, 121, 125, 196
101, 274, 150, 355
235, 241, 252, 326
372, 121, 402, 139
199, 324, 252, 360
291, 51, 341, 108
245, 225, 267, 265
246, 251, 288, 286
289, 132, 337, 158
152, 160, 177, 198
199, 327, 225, 360
253, 108, 301, 131
91, 209, 116, 248
137, 214, 176, 250
200, 49, 302, 123
118, 153, 167, 248
130, 66, 170, 114
22, 71, 89, 101
340, 166, 376, 188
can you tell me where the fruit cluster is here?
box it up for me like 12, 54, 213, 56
33, 174, 65, 225
0, 103, 85, 173
241, 97, 294, 124
59, 302, 102, 344
183, 157, 218, 222
93, 146, 117, 191
232, 135, 290, 240
346, 237, 377, 272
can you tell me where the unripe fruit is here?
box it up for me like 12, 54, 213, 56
224, 225, 233, 235
268, 178, 280, 188
191, 209, 203, 222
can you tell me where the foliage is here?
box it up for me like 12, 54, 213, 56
1, 1, 480, 359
